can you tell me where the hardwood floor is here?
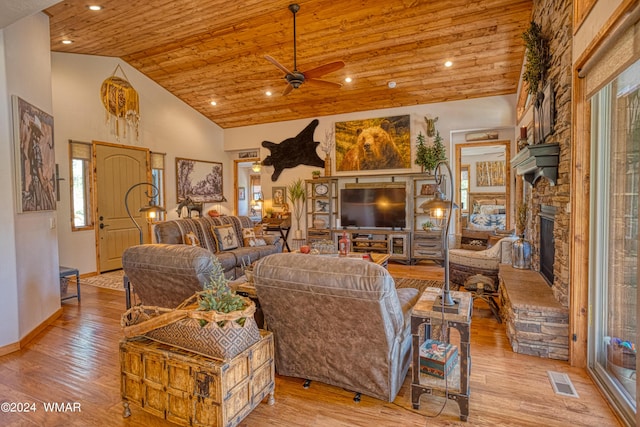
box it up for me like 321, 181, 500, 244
0, 262, 621, 426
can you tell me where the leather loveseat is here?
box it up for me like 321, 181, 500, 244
153, 215, 282, 279
253, 253, 420, 402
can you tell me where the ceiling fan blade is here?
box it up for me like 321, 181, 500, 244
282, 83, 294, 96
303, 61, 345, 79
265, 55, 293, 76
306, 78, 342, 89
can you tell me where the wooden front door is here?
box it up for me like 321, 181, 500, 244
94, 143, 150, 272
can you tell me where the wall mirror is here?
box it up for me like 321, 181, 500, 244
454, 141, 511, 249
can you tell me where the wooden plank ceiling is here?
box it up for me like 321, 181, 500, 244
46, 0, 532, 129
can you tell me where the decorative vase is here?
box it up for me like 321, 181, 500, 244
324, 155, 332, 177
512, 235, 532, 269
294, 229, 303, 239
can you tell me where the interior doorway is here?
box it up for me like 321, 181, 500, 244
233, 158, 262, 222
94, 142, 150, 272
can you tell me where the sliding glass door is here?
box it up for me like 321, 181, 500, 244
589, 59, 639, 425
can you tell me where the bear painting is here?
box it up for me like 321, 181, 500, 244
335, 115, 411, 172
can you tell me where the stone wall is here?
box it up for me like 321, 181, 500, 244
523, 0, 573, 307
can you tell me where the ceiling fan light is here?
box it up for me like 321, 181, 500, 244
251, 161, 262, 172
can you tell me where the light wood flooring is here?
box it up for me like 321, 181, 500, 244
0, 262, 621, 426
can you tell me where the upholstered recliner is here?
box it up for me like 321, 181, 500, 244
253, 253, 420, 402
122, 243, 217, 308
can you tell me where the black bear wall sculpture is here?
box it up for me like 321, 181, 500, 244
261, 119, 325, 181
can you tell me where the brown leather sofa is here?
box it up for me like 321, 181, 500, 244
253, 253, 420, 402
153, 215, 282, 279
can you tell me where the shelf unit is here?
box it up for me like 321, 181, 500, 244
412, 176, 445, 262
333, 229, 411, 262
305, 178, 338, 243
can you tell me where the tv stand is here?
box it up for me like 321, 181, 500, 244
333, 229, 410, 262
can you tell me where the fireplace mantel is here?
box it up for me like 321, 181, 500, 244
510, 143, 560, 186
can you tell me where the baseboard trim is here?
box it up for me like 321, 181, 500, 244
0, 307, 63, 357
0, 342, 21, 357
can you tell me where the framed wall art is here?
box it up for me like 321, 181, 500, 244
272, 187, 286, 207
533, 80, 555, 144
175, 157, 223, 203
238, 187, 246, 201
476, 161, 506, 187
12, 96, 56, 212
335, 115, 411, 172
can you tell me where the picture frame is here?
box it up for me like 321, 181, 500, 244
534, 80, 555, 144
253, 191, 262, 201
175, 157, 223, 203
315, 199, 330, 213
12, 96, 56, 213
272, 187, 286, 207
476, 161, 506, 187
465, 130, 499, 142
238, 187, 246, 201
335, 115, 411, 172
420, 183, 439, 196
238, 150, 258, 159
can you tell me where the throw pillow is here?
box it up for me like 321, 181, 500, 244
242, 227, 267, 247
212, 225, 239, 251
184, 231, 200, 247
242, 227, 256, 247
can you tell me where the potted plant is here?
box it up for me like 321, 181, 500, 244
287, 178, 306, 239
415, 131, 447, 174
311, 170, 321, 179
422, 220, 435, 231
123, 256, 260, 360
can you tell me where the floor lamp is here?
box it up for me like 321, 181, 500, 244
124, 182, 165, 245
419, 161, 459, 313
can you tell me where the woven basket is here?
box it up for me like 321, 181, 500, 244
122, 294, 260, 360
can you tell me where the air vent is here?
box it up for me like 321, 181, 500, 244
547, 371, 579, 398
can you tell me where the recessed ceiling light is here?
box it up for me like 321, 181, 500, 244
62, 40, 73, 45
444, 61, 453, 67
388, 81, 396, 89
88, 5, 102, 11
210, 101, 217, 106
265, 91, 272, 96
345, 77, 352, 83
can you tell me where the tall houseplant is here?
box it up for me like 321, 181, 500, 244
287, 178, 306, 239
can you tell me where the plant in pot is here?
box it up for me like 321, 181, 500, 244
311, 170, 321, 179
287, 178, 306, 239
122, 256, 260, 360
422, 220, 435, 231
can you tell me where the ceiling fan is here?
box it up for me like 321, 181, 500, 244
265, 3, 345, 95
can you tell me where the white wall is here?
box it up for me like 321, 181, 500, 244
224, 95, 517, 219
0, 13, 59, 347
52, 53, 229, 274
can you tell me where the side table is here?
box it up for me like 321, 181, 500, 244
59, 266, 81, 302
411, 288, 472, 421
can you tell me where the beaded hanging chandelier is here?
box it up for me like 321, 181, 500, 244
100, 64, 140, 140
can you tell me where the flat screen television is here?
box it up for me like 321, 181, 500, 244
340, 187, 406, 229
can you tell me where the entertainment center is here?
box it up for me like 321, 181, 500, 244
304, 174, 444, 263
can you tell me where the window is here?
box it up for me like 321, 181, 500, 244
150, 152, 166, 221
460, 165, 469, 212
69, 141, 93, 230
589, 58, 638, 424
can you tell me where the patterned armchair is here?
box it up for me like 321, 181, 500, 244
449, 236, 517, 289
448, 236, 517, 321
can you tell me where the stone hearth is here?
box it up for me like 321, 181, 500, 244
499, 264, 569, 360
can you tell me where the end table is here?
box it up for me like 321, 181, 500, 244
411, 288, 472, 421
59, 266, 81, 302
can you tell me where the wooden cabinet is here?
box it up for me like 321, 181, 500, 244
120, 331, 275, 426
412, 230, 444, 262
305, 178, 338, 243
